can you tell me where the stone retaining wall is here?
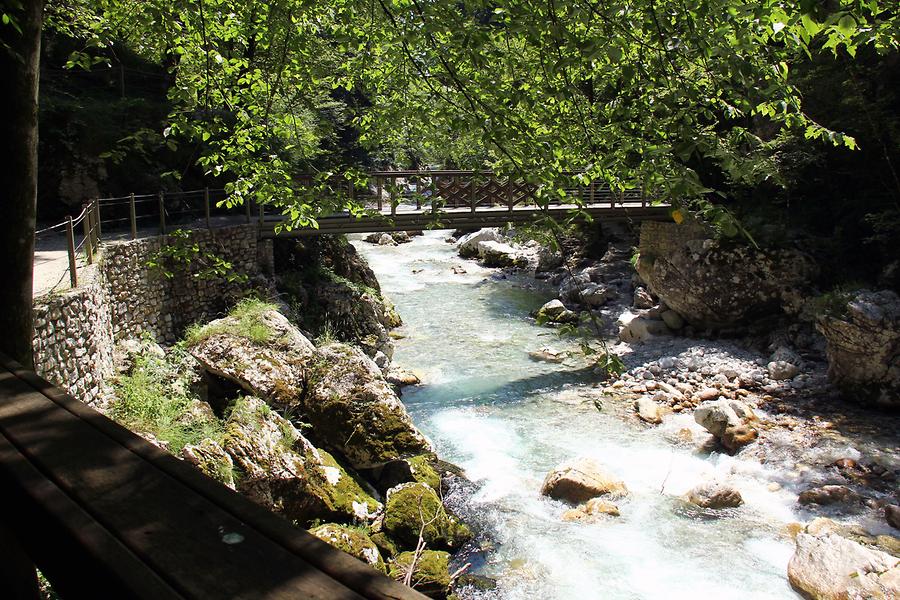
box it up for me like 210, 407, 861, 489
32, 224, 270, 405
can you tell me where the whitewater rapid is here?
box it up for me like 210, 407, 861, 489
353, 231, 802, 599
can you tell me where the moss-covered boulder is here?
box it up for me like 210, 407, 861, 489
310, 524, 386, 573
372, 454, 443, 494
220, 397, 380, 526
187, 303, 314, 411
370, 531, 401, 560
383, 482, 472, 551
389, 550, 452, 599
182, 438, 236, 489
303, 343, 432, 469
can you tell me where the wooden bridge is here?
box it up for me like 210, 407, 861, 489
261, 170, 670, 236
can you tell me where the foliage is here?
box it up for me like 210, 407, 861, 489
111, 348, 223, 453
183, 297, 278, 346
42, 0, 899, 231
147, 228, 248, 283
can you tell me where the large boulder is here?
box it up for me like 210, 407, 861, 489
187, 306, 314, 411
382, 482, 472, 551
304, 343, 432, 469
220, 397, 380, 526
694, 399, 758, 453
540, 457, 628, 504
310, 524, 386, 573
182, 438, 236, 489
457, 228, 503, 258
788, 532, 899, 599
389, 550, 452, 599
478, 241, 528, 268
816, 290, 900, 409
635, 222, 816, 329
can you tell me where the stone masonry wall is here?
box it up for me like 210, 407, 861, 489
32, 224, 267, 405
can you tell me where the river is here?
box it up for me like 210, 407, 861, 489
353, 231, 802, 599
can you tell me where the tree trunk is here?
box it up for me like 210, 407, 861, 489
0, 0, 44, 367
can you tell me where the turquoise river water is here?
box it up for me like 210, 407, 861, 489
353, 232, 803, 600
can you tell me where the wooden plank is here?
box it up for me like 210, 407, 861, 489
0, 518, 40, 600
0, 367, 370, 600
0, 358, 427, 600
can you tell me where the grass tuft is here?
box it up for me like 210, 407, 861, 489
184, 297, 278, 346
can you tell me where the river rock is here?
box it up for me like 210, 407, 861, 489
541, 457, 628, 503
788, 532, 899, 600
635, 221, 816, 329
188, 307, 314, 411
683, 481, 744, 509
386, 366, 421, 387
536, 299, 579, 324
529, 347, 566, 363
798, 485, 862, 507
478, 241, 529, 268
389, 550, 452, 599
371, 454, 443, 494
888, 505, 900, 530
220, 397, 380, 526
633, 287, 655, 309
768, 360, 800, 381
311, 523, 386, 573
382, 482, 472, 551
618, 312, 671, 343
693, 399, 758, 453
457, 228, 503, 258
816, 289, 900, 408
304, 343, 432, 469
634, 397, 667, 424
561, 497, 621, 522
660, 310, 685, 330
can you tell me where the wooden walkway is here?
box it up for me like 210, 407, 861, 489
0, 354, 425, 599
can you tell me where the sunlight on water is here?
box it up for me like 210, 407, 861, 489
353, 232, 801, 599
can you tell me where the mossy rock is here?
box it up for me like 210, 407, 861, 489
310, 523, 386, 573
369, 531, 400, 560
182, 438, 236, 489
303, 343, 431, 469
389, 550, 451, 599
315, 449, 381, 521
383, 482, 472, 551
373, 454, 444, 494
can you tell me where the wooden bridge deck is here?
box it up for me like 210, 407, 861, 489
259, 201, 670, 237
0, 354, 425, 600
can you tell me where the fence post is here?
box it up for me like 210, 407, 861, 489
376, 177, 383, 212
92, 199, 102, 243
390, 184, 397, 217
66, 216, 78, 288
589, 181, 595, 205
158, 191, 166, 234
258, 201, 264, 226
245, 197, 252, 223
470, 172, 477, 215
507, 177, 514, 212
204, 187, 211, 230
82, 204, 93, 264
129, 193, 137, 239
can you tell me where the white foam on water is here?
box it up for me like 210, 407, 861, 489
356, 233, 805, 599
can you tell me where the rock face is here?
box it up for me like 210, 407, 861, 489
188, 307, 315, 410
635, 222, 816, 329
682, 481, 743, 509
382, 482, 472, 551
304, 343, 432, 469
540, 457, 627, 504
478, 241, 529, 268
182, 439, 236, 489
311, 524, 386, 573
816, 290, 900, 408
788, 532, 899, 600
693, 399, 758, 453
536, 299, 579, 324
221, 397, 380, 525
